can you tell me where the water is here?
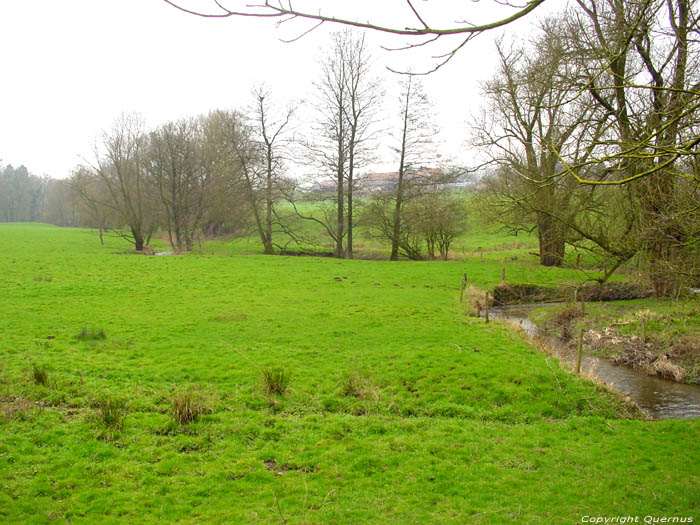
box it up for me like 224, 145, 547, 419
488, 304, 700, 420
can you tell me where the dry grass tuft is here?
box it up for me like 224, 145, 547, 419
171, 386, 210, 424
464, 285, 489, 317
650, 356, 686, 382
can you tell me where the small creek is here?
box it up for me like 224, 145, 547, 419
488, 304, 700, 420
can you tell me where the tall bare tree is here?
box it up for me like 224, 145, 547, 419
86, 114, 157, 251
389, 75, 438, 260
340, 33, 383, 258
473, 20, 607, 266
251, 86, 296, 254
147, 117, 214, 252
300, 30, 382, 258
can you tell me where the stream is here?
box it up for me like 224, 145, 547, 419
488, 304, 700, 420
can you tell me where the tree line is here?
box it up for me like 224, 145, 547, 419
1, 30, 466, 260
4, 0, 699, 295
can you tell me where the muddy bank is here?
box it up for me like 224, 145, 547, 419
541, 306, 700, 386
492, 281, 652, 305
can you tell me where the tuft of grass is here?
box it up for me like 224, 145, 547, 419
262, 367, 290, 396
171, 386, 210, 424
76, 327, 107, 341
31, 364, 49, 386
341, 371, 379, 401
94, 397, 127, 440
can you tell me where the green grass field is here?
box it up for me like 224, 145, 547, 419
1, 223, 698, 523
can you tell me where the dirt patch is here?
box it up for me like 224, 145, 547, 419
263, 459, 318, 475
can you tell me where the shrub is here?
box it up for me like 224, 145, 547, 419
262, 367, 290, 396
77, 327, 107, 341
172, 386, 209, 424
31, 364, 49, 386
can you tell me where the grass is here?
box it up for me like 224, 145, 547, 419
0, 222, 698, 522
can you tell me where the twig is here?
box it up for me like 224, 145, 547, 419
545, 359, 563, 392
272, 491, 287, 524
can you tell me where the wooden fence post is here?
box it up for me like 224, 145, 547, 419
576, 327, 583, 374
485, 292, 490, 324
460, 273, 468, 302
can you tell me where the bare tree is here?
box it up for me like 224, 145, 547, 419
340, 33, 383, 258
388, 75, 439, 260
203, 109, 259, 239
147, 117, 213, 252
69, 167, 117, 244
299, 30, 381, 257
561, 0, 700, 294
413, 193, 469, 260
86, 114, 157, 251
251, 86, 296, 254
473, 20, 607, 266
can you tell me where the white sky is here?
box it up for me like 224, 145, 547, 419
0, 0, 558, 179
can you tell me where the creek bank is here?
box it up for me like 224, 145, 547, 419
486, 304, 700, 419
534, 303, 700, 386
492, 281, 652, 305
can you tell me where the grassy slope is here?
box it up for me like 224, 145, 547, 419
0, 223, 698, 523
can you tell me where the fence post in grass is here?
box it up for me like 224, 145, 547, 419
501, 268, 506, 283
485, 292, 490, 324
576, 327, 583, 374
641, 317, 648, 344
460, 273, 468, 302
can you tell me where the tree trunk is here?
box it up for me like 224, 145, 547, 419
347, 173, 354, 259
637, 175, 680, 297
264, 148, 274, 255
334, 104, 345, 259
537, 213, 565, 267
132, 227, 145, 251
390, 172, 404, 261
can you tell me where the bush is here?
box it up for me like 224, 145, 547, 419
171, 386, 210, 424
262, 367, 290, 396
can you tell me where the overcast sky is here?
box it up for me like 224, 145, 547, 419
0, 0, 558, 179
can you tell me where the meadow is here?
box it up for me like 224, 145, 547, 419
0, 223, 698, 523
